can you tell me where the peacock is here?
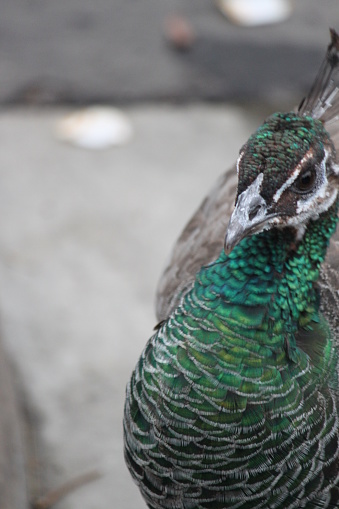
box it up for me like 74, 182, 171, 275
124, 30, 339, 509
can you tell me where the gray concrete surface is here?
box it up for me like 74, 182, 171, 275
0, 104, 274, 508
1, 0, 338, 104
1, 2, 337, 506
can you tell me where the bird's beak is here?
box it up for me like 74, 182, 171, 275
224, 175, 271, 254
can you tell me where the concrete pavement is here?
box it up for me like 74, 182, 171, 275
0, 104, 273, 508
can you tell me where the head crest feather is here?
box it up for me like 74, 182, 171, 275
299, 29, 339, 122
298, 29, 339, 154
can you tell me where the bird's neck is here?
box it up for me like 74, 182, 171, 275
192, 199, 339, 350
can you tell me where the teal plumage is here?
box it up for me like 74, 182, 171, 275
124, 31, 339, 508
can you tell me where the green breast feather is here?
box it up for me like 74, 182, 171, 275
124, 30, 339, 509
125, 206, 339, 509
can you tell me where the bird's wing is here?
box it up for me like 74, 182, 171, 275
156, 166, 237, 322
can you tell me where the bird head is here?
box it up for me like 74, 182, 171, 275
225, 28, 339, 254
225, 112, 339, 253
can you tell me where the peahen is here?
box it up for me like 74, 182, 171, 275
124, 30, 339, 508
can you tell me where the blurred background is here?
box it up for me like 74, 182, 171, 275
0, 1, 338, 508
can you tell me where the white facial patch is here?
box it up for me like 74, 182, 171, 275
295, 148, 331, 215
225, 172, 266, 252
236, 172, 264, 212
273, 149, 314, 203
286, 186, 338, 231
269, 147, 338, 241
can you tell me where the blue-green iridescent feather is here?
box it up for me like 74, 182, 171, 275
124, 31, 339, 508
124, 200, 339, 509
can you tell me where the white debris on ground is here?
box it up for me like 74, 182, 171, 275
215, 0, 292, 26
56, 107, 133, 150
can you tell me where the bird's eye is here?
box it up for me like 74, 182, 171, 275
294, 167, 316, 194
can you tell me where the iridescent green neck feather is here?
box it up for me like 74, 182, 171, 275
195, 199, 339, 344
166, 199, 339, 431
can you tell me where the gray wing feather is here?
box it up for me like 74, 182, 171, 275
155, 166, 237, 322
